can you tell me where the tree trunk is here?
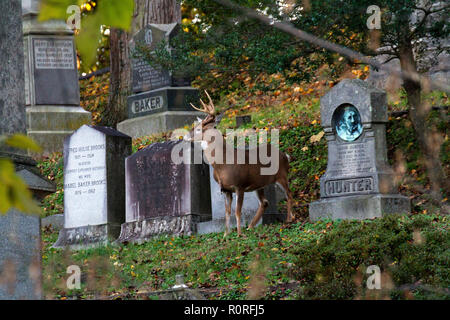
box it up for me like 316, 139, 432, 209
106, 28, 130, 127
399, 42, 449, 205
107, 0, 181, 127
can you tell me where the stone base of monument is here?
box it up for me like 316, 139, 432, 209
309, 194, 411, 221
117, 86, 202, 138
26, 106, 92, 154
117, 110, 204, 139
52, 223, 122, 250
117, 214, 210, 244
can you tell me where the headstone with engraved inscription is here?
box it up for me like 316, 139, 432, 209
22, 0, 91, 154
117, 23, 201, 138
53, 125, 131, 249
309, 79, 410, 221
117, 141, 211, 243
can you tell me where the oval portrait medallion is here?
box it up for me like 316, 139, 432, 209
332, 104, 363, 142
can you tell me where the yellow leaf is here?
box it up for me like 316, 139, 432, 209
4, 134, 42, 152
310, 131, 324, 143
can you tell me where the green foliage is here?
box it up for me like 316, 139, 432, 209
41, 215, 449, 300
291, 214, 449, 300
39, 0, 134, 68
37, 153, 64, 217
0, 134, 42, 214
2, 134, 42, 153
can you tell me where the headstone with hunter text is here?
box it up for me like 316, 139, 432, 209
22, 0, 91, 153
117, 23, 202, 138
0, 0, 55, 300
53, 125, 131, 249
118, 141, 211, 243
309, 79, 410, 221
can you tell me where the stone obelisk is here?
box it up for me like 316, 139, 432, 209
0, 0, 55, 300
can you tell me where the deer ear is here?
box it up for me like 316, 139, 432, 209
196, 117, 203, 123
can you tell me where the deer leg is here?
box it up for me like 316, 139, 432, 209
223, 191, 232, 237
277, 178, 294, 223
235, 190, 245, 236
248, 188, 268, 229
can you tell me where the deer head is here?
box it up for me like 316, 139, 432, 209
187, 91, 223, 140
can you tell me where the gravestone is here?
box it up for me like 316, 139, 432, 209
53, 125, 131, 249
22, 0, 91, 153
196, 167, 286, 235
236, 115, 252, 128
309, 79, 410, 221
118, 141, 211, 243
117, 24, 202, 138
0, 0, 55, 300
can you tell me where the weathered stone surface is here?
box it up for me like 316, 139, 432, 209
26, 106, 92, 154
0, 210, 42, 300
309, 194, 410, 221
118, 215, 203, 243
127, 87, 199, 119
130, 23, 190, 93
0, 0, 26, 140
117, 110, 204, 139
118, 141, 211, 242
53, 125, 131, 249
41, 214, 64, 230
309, 79, 410, 220
22, 6, 92, 154
236, 115, 251, 128
0, 0, 55, 300
23, 10, 79, 106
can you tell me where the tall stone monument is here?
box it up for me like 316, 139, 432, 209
309, 79, 410, 221
117, 24, 202, 138
54, 125, 131, 249
0, 0, 55, 300
22, 0, 91, 153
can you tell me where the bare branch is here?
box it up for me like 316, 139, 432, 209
213, 0, 450, 93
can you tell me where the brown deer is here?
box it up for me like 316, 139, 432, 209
186, 91, 294, 236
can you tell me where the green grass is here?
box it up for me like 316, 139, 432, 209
42, 214, 449, 300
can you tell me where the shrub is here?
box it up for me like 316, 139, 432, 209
291, 214, 449, 299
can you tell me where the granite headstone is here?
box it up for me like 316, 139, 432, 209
53, 125, 131, 249
130, 23, 190, 93
22, 0, 91, 153
117, 23, 201, 138
118, 141, 211, 242
309, 79, 410, 220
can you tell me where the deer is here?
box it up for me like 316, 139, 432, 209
186, 91, 294, 237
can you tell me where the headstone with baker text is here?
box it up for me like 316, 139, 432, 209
309, 79, 410, 221
53, 125, 131, 249
117, 23, 201, 139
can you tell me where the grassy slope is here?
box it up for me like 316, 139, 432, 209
37, 78, 449, 299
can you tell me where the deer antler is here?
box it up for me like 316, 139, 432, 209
190, 90, 216, 115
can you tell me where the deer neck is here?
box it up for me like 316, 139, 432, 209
200, 130, 227, 168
